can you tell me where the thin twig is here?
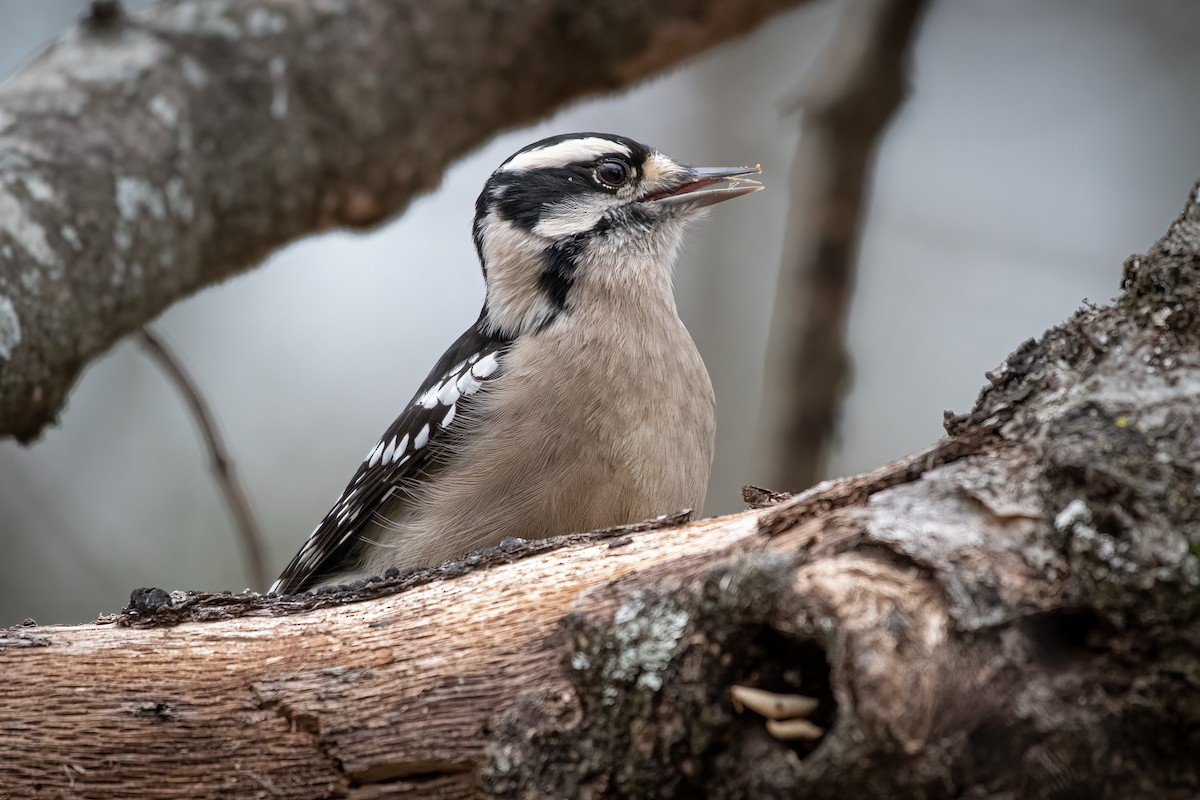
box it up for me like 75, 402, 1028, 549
763, 0, 929, 491
136, 328, 268, 590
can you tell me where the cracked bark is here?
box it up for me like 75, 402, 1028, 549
0, 0, 810, 442
2, 186, 1199, 798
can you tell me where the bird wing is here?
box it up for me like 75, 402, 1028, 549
270, 319, 510, 595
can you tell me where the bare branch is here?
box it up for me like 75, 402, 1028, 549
136, 327, 267, 590
0, 0, 812, 443
763, 0, 928, 490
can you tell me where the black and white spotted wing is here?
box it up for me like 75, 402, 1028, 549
270, 319, 511, 595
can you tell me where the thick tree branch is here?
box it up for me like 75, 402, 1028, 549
3, 184, 1200, 798
0, 0, 809, 442
764, 0, 928, 490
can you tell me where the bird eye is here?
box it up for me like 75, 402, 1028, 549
595, 159, 632, 189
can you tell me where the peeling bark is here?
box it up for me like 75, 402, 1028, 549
2, 184, 1199, 797
0, 0, 809, 442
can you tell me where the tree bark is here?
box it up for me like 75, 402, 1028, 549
3, 185, 1199, 797
0, 0, 809, 443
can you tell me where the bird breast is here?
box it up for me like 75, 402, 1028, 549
392, 294, 716, 566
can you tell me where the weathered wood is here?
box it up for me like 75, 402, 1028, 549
1, 515, 759, 798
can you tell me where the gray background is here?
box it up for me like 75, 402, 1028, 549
2, 0, 1197, 623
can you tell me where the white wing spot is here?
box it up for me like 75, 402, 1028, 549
381, 436, 397, 464
456, 373, 482, 395
441, 404, 456, 427
437, 379, 460, 406
394, 433, 410, 459
419, 386, 439, 409
467, 353, 480, 364
367, 440, 385, 468
472, 352, 499, 379
413, 424, 430, 450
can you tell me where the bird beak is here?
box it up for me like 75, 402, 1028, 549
642, 164, 763, 209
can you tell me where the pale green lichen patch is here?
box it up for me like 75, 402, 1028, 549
165, 178, 194, 223
181, 57, 208, 89
0, 294, 21, 361
269, 57, 288, 119
148, 95, 179, 128
19, 271, 39, 294
1059, 498, 1139, 579
606, 592, 690, 693
60, 225, 82, 252
0, 188, 57, 269
22, 175, 56, 204
247, 7, 288, 36
48, 28, 167, 86
160, 1, 241, 39
116, 177, 166, 221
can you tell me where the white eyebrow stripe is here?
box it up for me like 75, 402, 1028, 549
502, 138, 631, 172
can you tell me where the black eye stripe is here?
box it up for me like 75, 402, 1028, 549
479, 152, 643, 232
485, 165, 596, 229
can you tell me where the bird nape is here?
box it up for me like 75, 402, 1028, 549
270, 132, 762, 596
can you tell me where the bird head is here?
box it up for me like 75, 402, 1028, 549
472, 133, 762, 337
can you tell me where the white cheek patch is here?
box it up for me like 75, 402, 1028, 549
502, 137, 631, 172
533, 197, 610, 239
480, 216, 558, 334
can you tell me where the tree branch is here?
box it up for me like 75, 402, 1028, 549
136, 327, 267, 590
0, 0, 810, 443
763, 0, 928, 490
3, 183, 1199, 798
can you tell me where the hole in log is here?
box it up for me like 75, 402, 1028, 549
1023, 608, 1100, 666
729, 626, 836, 756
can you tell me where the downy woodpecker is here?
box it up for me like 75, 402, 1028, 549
271, 133, 762, 594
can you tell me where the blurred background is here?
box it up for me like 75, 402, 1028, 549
1, 0, 1197, 624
